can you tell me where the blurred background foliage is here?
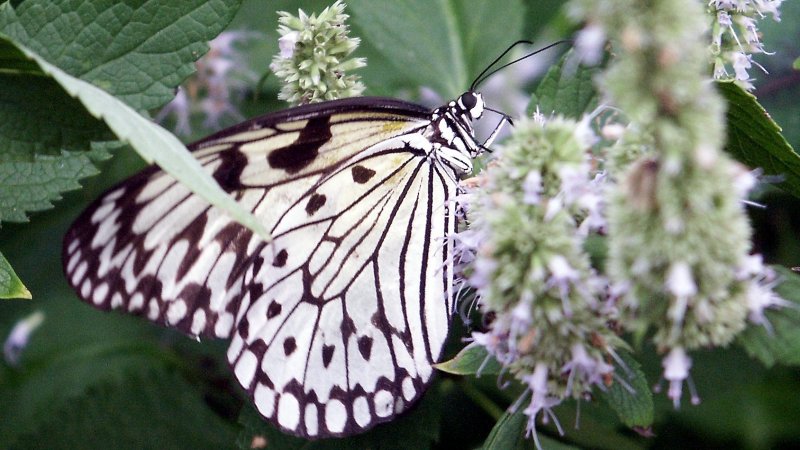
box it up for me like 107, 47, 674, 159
0, 0, 798, 449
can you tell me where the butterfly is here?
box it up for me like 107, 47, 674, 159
59, 38, 552, 438
61, 89, 502, 437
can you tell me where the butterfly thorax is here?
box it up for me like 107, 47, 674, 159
426, 91, 485, 176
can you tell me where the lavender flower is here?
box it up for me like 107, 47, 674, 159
569, 0, 785, 408
709, 0, 783, 90
157, 31, 258, 135
458, 115, 620, 439
4, 311, 44, 366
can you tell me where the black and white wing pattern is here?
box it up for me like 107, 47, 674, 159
63, 93, 487, 438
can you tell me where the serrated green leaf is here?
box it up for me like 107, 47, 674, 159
10, 367, 237, 450
0, 39, 113, 224
717, 81, 800, 198
599, 351, 654, 428
0, 0, 243, 111
529, 49, 600, 118
483, 407, 579, 450
0, 146, 110, 224
3, 37, 270, 241
0, 251, 30, 299
738, 266, 800, 367
349, 0, 525, 99
237, 381, 443, 450
436, 342, 503, 376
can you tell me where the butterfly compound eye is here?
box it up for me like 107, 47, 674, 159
461, 92, 477, 110
459, 92, 483, 120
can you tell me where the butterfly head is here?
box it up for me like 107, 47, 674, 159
456, 91, 484, 121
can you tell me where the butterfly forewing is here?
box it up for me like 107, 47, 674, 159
62, 96, 467, 438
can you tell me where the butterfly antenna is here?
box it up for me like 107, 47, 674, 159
470, 40, 533, 91
470, 40, 573, 90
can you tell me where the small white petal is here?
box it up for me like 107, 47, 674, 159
3, 311, 45, 366
662, 347, 692, 408
278, 31, 300, 58
666, 262, 697, 299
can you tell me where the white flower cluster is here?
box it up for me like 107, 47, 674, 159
709, 0, 783, 90
456, 115, 622, 441
270, 0, 366, 104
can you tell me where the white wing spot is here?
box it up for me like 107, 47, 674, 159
214, 312, 234, 337
324, 399, 346, 433
129, 292, 145, 312
234, 350, 258, 389
374, 390, 393, 418
91, 211, 121, 249
104, 187, 125, 202
136, 173, 174, 203
72, 261, 88, 286
402, 376, 416, 401
67, 239, 79, 254
67, 250, 81, 273
277, 393, 301, 431
227, 333, 244, 362
254, 383, 275, 418
394, 396, 405, 414
166, 300, 187, 325
93, 283, 109, 306
305, 404, 319, 437
190, 309, 207, 335
353, 396, 371, 428
90, 201, 116, 224
111, 292, 123, 308
147, 299, 160, 320
80, 279, 92, 299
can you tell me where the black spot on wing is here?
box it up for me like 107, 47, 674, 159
212, 149, 247, 191
340, 315, 357, 341
267, 116, 331, 174
305, 193, 327, 215
272, 249, 288, 267
267, 300, 282, 319
357, 336, 373, 361
351, 165, 376, 184
322, 344, 335, 368
283, 337, 297, 356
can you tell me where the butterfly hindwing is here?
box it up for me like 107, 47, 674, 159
228, 140, 456, 436
62, 96, 462, 438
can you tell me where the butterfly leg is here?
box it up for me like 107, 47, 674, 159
482, 115, 511, 149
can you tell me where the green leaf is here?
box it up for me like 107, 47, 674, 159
0, 39, 113, 224
483, 408, 579, 450
0, 0, 245, 224
522, 0, 569, 38
436, 342, 502, 376
3, 37, 270, 241
9, 367, 237, 450
237, 381, 444, 450
599, 351, 654, 428
529, 49, 600, 119
0, 251, 30, 299
717, 81, 800, 198
349, 0, 525, 99
0, 144, 111, 224
738, 265, 800, 367
0, 0, 243, 111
